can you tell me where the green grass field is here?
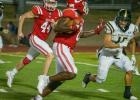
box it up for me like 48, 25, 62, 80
0, 4, 140, 100
0, 52, 140, 100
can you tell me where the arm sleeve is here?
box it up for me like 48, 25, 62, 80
105, 21, 113, 34
32, 5, 42, 16
54, 9, 63, 22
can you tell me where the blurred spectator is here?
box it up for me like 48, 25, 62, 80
0, 1, 5, 64
7, 21, 17, 35
6, 21, 18, 47
19, 34, 30, 47
2, 21, 30, 47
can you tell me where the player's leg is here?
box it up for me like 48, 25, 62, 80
41, 55, 66, 96
133, 65, 140, 75
133, 55, 140, 75
6, 47, 39, 87
30, 35, 54, 94
44, 43, 77, 90
115, 54, 138, 99
32, 81, 64, 100
82, 55, 114, 88
37, 52, 54, 94
32, 54, 64, 99
0, 35, 5, 63
32, 43, 77, 99
49, 43, 77, 81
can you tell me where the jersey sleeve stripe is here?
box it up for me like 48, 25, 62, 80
108, 22, 115, 32
58, 9, 62, 17
36, 6, 43, 15
36, 6, 40, 14
106, 22, 113, 33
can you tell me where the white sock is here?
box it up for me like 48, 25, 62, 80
40, 75, 50, 83
45, 75, 50, 83
11, 68, 18, 75
36, 94, 43, 100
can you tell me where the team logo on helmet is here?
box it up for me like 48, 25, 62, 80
43, 0, 57, 11
67, 0, 89, 15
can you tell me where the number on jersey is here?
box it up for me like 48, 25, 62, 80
41, 21, 51, 33
112, 35, 128, 43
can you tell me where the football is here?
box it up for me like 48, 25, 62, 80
54, 17, 75, 34
64, 17, 75, 27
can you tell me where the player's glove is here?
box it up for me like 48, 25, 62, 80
131, 55, 136, 65
94, 19, 105, 35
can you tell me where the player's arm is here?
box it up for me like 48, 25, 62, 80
136, 16, 140, 26
135, 16, 140, 39
80, 30, 96, 38
129, 38, 136, 64
53, 17, 75, 34
80, 19, 105, 38
129, 38, 136, 55
18, 11, 35, 40
103, 33, 121, 48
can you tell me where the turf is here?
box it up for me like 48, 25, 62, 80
0, 52, 140, 100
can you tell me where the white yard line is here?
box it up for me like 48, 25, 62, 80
96, 88, 110, 93
53, 90, 59, 92
76, 62, 98, 67
1, 53, 119, 71
0, 89, 8, 93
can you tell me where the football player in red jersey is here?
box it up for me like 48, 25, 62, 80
32, 0, 105, 100
6, 0, 62, 94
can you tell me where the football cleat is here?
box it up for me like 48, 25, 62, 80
129, 96, 138, 100
31, 95, 43, 100
94, 19, 105, 35
124, 92, 138, 100
0, 59, 5, 64
82, 73, 91, 88
37, 75, 49, 94
133, 67, 140, 76
6, 71, 15, 88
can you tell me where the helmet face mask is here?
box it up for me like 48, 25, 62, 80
43, 0, 57, 11
115, 9, 131, 32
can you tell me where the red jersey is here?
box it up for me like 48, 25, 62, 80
54, 8, 84, 49
31, 5, 62, 40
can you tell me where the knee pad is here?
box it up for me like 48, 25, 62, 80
22, 57, 31, 65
